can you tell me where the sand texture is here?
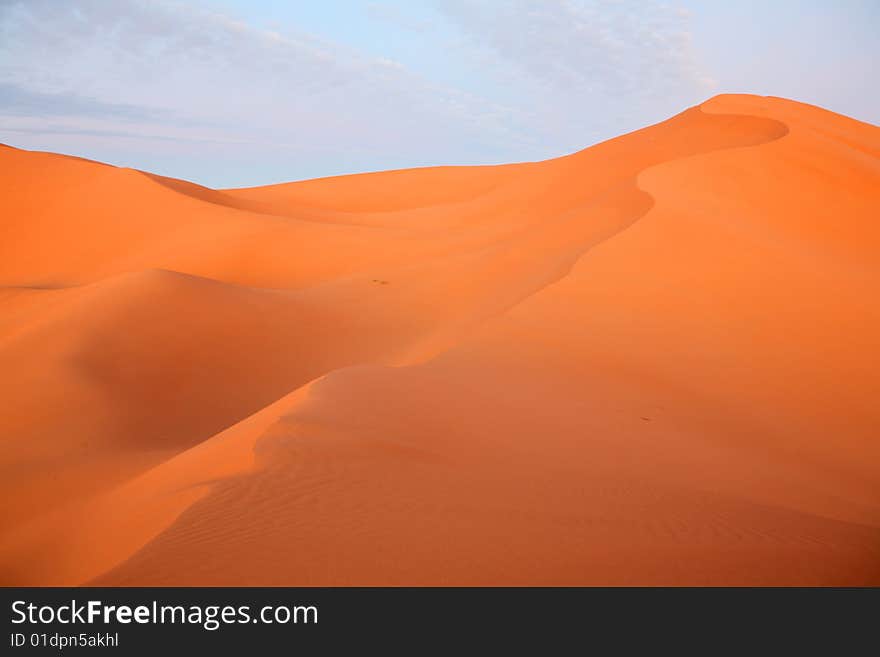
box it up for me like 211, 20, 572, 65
1, 94, 878, 585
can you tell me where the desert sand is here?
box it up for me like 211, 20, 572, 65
0, 94, 878, 585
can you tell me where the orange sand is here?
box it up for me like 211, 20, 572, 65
1, 95, 878, 586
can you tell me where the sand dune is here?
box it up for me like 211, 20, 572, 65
1, 94, 878, 585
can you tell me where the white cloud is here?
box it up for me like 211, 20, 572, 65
433, 0, 711, 142
0, 1, 522, 167
0, 0, 712, 185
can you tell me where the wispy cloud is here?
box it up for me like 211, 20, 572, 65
0, 0, 711, 185
434, 0, 713, 140
1, 1, 518, 160
0, 83, 175, 121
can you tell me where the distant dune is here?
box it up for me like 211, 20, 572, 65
1, 94, 878, 585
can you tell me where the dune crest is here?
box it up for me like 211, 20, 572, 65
1, 94, 878, 585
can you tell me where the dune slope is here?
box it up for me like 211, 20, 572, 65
1, 95, 878, 585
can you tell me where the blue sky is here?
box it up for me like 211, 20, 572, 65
1, 0, 877, 187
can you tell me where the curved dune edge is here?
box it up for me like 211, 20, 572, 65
82, 111, 786, 585
0, 382, 314, 586
2, 94, 878, 585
